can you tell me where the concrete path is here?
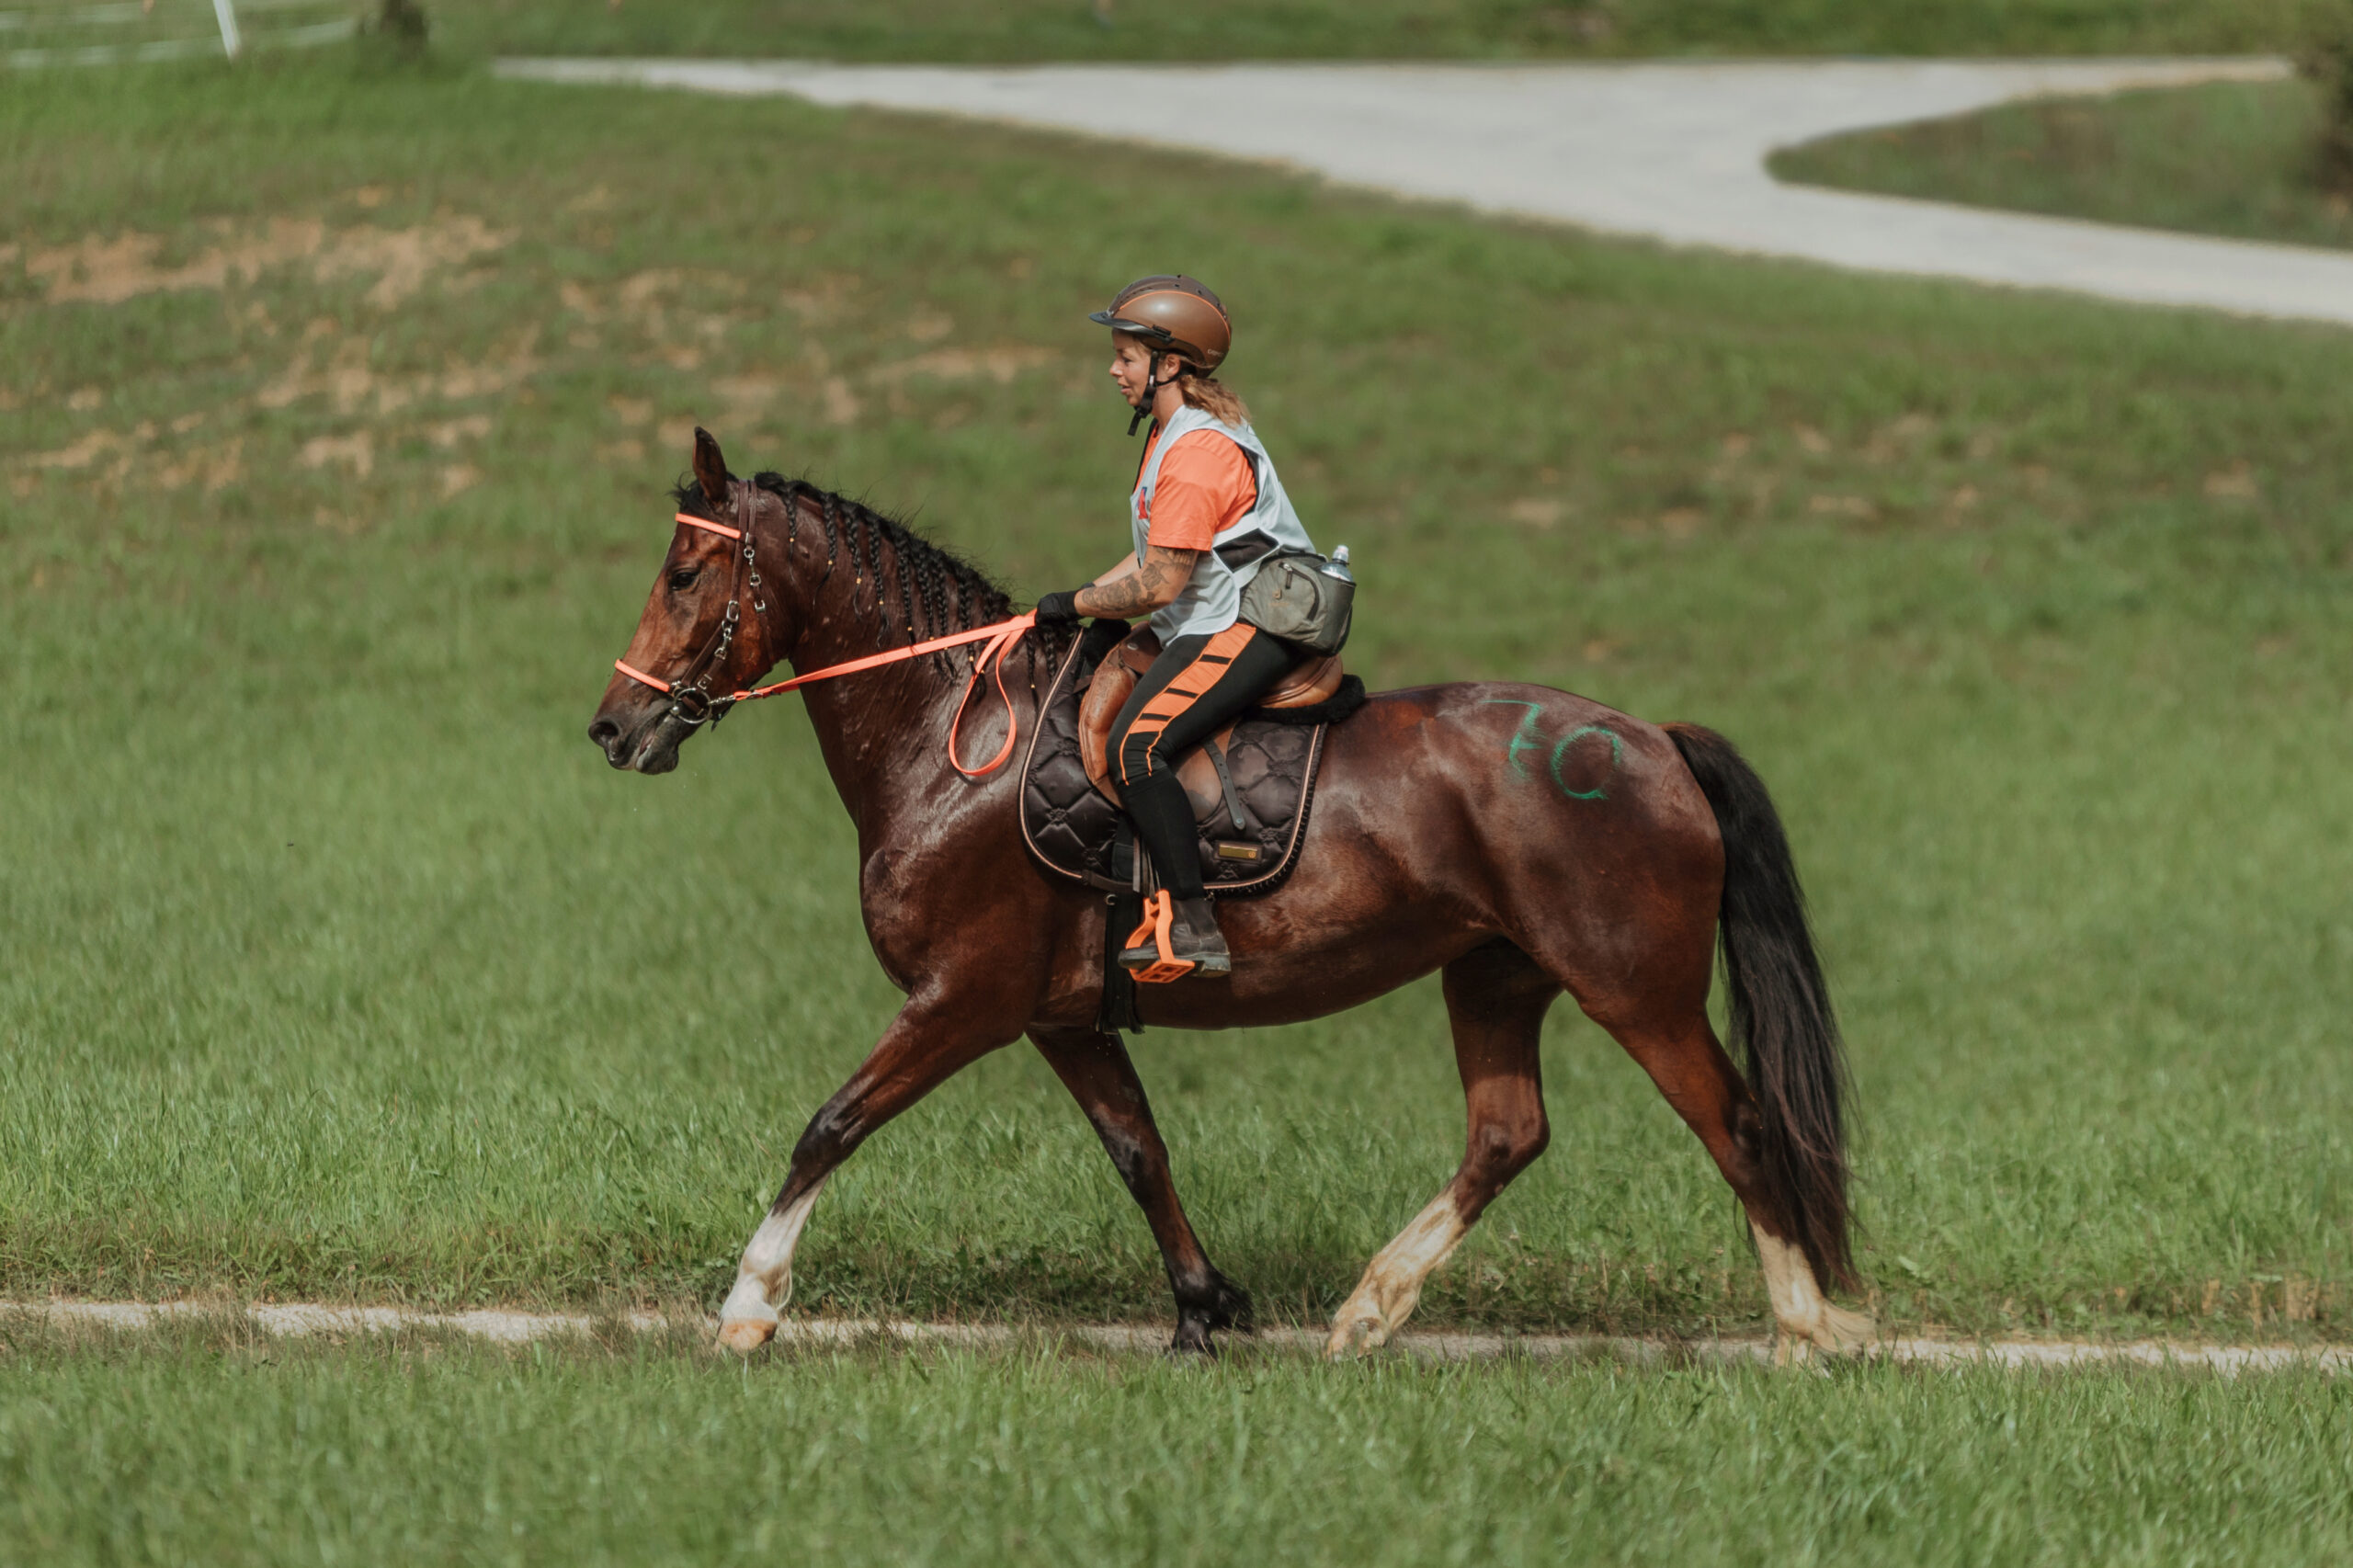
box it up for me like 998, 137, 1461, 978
496, 55, 2352, 328
17, 1300, 2347, 1373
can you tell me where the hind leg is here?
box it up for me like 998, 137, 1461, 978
1030, 1028, 1252, 1356
1604, 1010, 1873, 1358
1327, 942, 1556, 1358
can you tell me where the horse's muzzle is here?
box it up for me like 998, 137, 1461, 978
588, 705, 686, 774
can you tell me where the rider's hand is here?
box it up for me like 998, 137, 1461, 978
1033, 589, 1085, 626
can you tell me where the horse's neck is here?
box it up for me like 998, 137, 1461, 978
773, 569, 1022, 837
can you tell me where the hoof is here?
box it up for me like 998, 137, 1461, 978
1324, 1312, 1388, 1359
716, 1317, 778, 1357
1810, 1302, 1878, 1354
1170, 1318, 1219, 1358
1773, 1303, 1877, 1364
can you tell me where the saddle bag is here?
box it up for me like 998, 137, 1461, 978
1238, 549, 1355, 655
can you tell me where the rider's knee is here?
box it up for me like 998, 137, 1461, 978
1116, 732, 1165, 787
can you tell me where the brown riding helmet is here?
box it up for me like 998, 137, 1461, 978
1088, 276, 1232, 372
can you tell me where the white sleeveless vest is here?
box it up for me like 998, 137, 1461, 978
1128, 404, 1316, 643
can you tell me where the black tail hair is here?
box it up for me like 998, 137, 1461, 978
1664, 722, 1855, 1290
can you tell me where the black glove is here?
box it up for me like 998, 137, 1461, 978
1032, 589, 1085, 626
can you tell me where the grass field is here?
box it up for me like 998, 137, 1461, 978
3, 53, 2351, 1355
1773, 79, 2353, 253
0, 0, 2317, 64
1, 1322, 2348, 1566
448, 0, 2314, 62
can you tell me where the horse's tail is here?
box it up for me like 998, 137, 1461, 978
1662, 722, 1855, 1290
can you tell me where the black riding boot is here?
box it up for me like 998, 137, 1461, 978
1119, 770, 1231, 978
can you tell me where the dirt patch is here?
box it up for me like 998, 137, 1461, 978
2204, 462, 2258, 501
313, 215, 511, 308
712, 373, 780, 409
427, 415, 494, 449
258, 327, 540, 415
23, 213, 512, 310
868, 346, 1057, 386
300, 433, 374, 478
22, 426, 144, 471
155, 438, 244, 494
15, 420, 237, 491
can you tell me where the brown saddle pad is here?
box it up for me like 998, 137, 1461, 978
1019, 621, 1363, 897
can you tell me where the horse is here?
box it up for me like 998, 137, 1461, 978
588, 429, 1873, 1359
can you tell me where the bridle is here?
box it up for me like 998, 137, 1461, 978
609, 482, 1039, 778
614, 481, 765, 732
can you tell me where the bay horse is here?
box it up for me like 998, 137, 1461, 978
588, 430, 1872, 1359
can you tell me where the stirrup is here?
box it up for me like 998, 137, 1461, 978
1120, 890, 1199, 984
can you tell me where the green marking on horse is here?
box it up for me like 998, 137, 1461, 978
1550, 723, 1621, 801
1479, 699, 1619, 801
1482, 699, 1548, 781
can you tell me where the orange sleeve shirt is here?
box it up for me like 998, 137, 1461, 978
1138, 427, 1258, 552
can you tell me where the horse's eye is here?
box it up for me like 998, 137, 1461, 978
668, 567, 699, 592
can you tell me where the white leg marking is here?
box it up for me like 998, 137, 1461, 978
1751, 1220, 1874, 1359
716, 1176, 829, 1355
1324, 1191, 1469, 1358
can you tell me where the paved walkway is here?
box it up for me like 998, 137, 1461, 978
497, 56, 2351, 328
17, 1300, 2347, 1373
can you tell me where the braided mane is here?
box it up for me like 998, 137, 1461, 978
674, 472, 1074, 681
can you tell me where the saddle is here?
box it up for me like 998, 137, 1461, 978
1020, 621, 1365, 897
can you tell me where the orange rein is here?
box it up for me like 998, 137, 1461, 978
614, 515, 1036, 779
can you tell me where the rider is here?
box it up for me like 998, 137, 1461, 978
1031, 276, 1320, 979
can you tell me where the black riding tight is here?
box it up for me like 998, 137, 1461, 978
1107, 621, 1294, 899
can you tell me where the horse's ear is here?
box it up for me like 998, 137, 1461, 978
691, 426, 732, 509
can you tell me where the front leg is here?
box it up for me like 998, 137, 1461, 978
717, 994, 1024, 1354
1029, 1027, 1252, 1355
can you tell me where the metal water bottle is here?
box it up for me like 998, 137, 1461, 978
1313, 545, 1356, 654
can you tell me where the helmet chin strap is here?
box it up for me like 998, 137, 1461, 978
1127, 346, 1177, 436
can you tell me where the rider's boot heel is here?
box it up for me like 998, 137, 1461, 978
1170, 895, 1231, 977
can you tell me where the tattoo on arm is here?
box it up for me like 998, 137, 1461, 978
1078, 547, 1199, 619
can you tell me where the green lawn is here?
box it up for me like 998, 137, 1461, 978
1773, 79, 2353, 252
3, 54, 2350, 1348
447, 0, 2312, 62
1, 1324, 2347, 1567
0, 0, 2316, 64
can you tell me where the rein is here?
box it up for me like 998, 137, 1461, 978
612, 494, 1035, 779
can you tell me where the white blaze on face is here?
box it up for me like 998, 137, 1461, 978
719, 1177, 830, 1329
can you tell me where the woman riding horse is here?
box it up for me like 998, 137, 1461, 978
588, 329, 1871, 1361
1030, 276, 1318, 980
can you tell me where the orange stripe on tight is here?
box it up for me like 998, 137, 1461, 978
1116, 622, 1259, 786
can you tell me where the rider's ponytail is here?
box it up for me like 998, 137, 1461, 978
1176, 370, 1250, 426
